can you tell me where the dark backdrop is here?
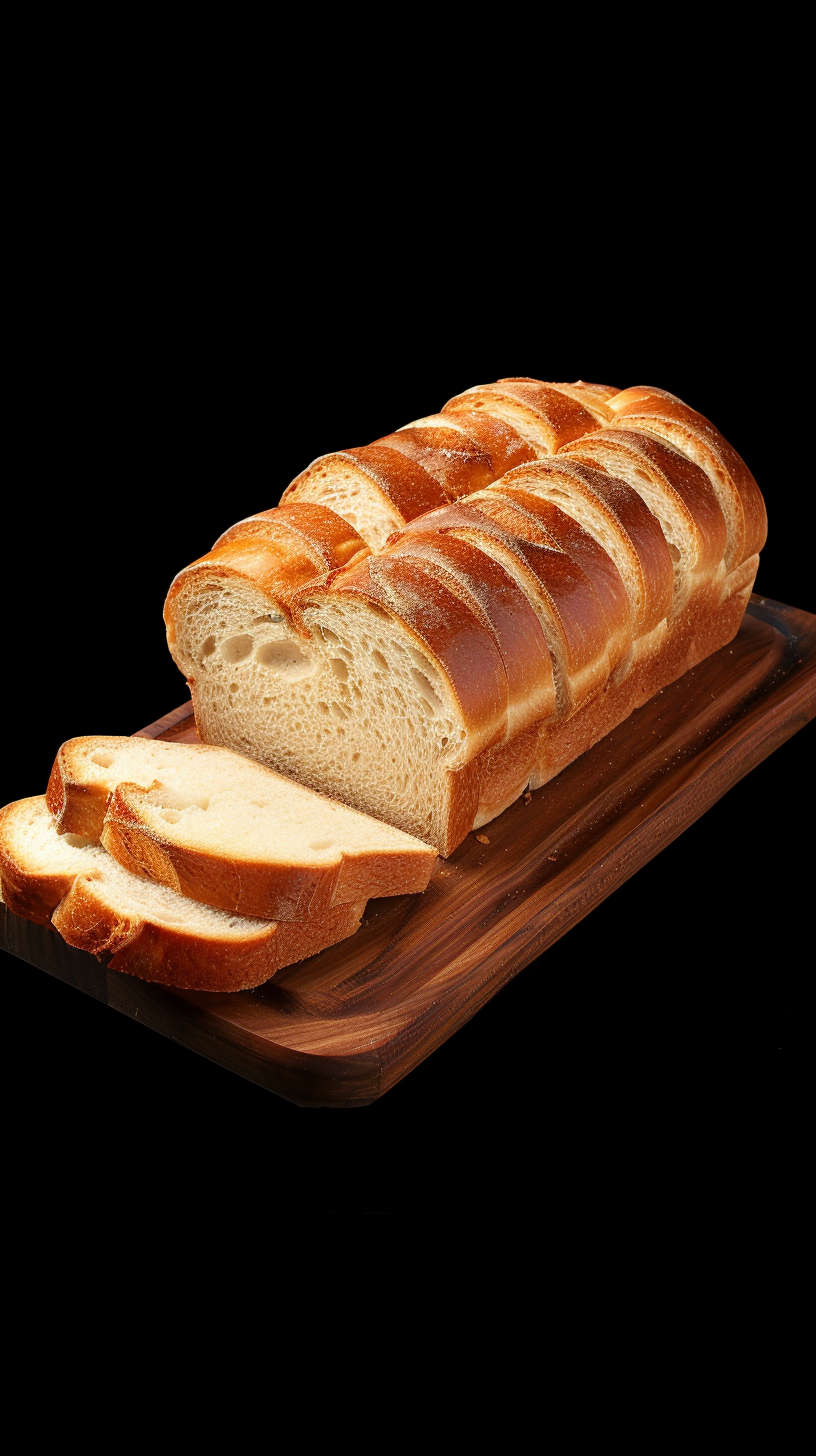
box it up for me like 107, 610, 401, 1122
3, 221, 811, 1212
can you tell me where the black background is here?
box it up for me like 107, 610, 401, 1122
3, 178, 812, 1213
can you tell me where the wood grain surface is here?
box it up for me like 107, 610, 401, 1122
2, 595, 814, 1106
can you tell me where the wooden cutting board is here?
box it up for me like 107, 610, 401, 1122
2, 595, 814, 1106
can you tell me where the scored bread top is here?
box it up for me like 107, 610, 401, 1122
442, 379, 604, 455
606, 386, 767, 567
562, 429, 729, 605
380, 528, 557, 740
46, 736, 437, 921
0, 797, 364, 991
399, 411, 537, 479
388, 495, 626, 717
499, 457, 675, 639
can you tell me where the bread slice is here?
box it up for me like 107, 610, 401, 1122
0, 798, 365, 991
47, 737, 437, 920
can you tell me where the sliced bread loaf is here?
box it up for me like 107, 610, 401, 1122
46, 737, 437, 920
0, 797, 365, 991
164, 379, 766, 855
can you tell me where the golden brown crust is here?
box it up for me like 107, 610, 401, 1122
475, 487, 634, 675
216, 501, 369, 572
50, 876, 364, 993
563, 428, 729, 583
381, 527, 556, 739
376, 426, 495, 499
501, 457, 675, 638
550, 380, 621, 421
333, 552, 507, 757
443, 379, 602, 455
285, 444, 450, 522
530, 555, 759, 791
607, 386, 767, 566
394, 496, 624, 716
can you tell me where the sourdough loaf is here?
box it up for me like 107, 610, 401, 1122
164, 379, 766, 853
0, 797, 365, 991
46, 735, 436, 919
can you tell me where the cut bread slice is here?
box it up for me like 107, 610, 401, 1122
0, 797, 365, 992
47, 737, 437, 920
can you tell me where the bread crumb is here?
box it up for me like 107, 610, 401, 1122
523, 792, 532, 804
475, 833, 490, 844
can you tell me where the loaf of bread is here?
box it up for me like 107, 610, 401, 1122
0, 797, 365, 991
46, 735, 436, 918
164, 379, 766, 853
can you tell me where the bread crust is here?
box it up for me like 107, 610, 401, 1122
401, 411, 536, 479
529, 556, 759, 790
377, 426, 495, 499
390, 497, 621, 716
501, 457, 675, 638
443, 379, 602, 455
563, 429, 729, 586
607, 386, 767, 567
381, 528, 556, 739
284, 444, 450, 522
333, 552, 507, 758
50, 877, 364, 992
216, 501, 369, 571
482, 486, 633, 672
547, 380, 621, 422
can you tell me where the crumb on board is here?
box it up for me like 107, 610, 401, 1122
475, 833, 490, 844
524, 791, 532, 804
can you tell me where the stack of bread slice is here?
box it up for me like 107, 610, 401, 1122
165, 378, 767, 853
0, 738, 437, 991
